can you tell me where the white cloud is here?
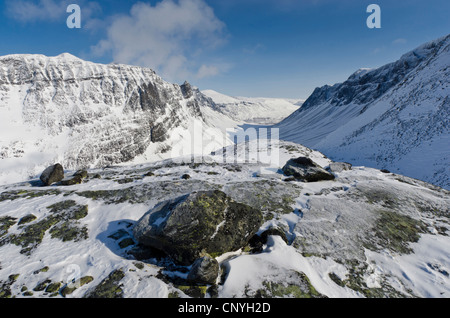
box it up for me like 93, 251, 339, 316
92, 0, 228, 82
6, 0, 100, 24
196, 64, 219, 79
6, 0, 65, 22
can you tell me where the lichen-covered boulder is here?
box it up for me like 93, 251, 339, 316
40, 164, 64, 186
133, 190, 263, 265
282, 157, 335, 182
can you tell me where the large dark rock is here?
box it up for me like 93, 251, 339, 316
133, 190, 263, 265
282, 157, 335, 182
40, 164, 64, 186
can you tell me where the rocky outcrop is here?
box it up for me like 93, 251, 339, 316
133, 190, 263, 265
282, 157, 335, 182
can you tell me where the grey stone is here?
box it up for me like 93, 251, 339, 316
40, 164, 64, 186
282, 157, 335, 182
187, 255, 219, 285
328, 162, 352, 173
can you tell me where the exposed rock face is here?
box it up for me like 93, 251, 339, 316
133, 190, 263, 265
282, 157, 335, 182
40, 164, 64, 186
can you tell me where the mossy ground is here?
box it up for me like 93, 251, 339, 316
0, 200, 89, 254
60, 276, 94, 297
0, 274, 20, 298
84, 269, 125, 298
0, 189, 61, 202
365, 210, 430, 254
330, 259, 410, 298
0, 216, 17, 238
250, 271, 326, 298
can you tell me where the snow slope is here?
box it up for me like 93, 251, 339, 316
275, 34, 450, 189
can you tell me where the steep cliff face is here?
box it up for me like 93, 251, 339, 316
276, 34, 450, 189
0, 53, 221, 184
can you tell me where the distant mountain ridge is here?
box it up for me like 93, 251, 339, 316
275, 34, 450, 189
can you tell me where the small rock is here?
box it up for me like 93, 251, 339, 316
282, 157, 335, 182
60, 175, 83, 186
187, 255, 219, 285
260, 227, 289, 245
181, 174, 191, 180
40, 164, 64, 186
73, 170, 88, 179
248, 227, 288, 253
328, 162, 352, 173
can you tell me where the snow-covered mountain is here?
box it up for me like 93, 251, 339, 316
275, 34, 450, 189
202, 89, 302, 125
0, 49, 448, 300
0, 53, 229, 185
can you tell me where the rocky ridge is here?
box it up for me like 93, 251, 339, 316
0, 53, 225, 185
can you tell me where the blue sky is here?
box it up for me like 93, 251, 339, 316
1, 0, 449, 99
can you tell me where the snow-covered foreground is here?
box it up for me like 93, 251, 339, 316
0, 141, 448, 298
